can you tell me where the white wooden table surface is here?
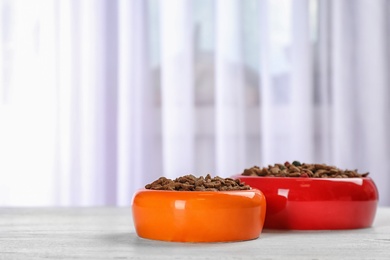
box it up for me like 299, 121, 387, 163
1, 207, 389, 260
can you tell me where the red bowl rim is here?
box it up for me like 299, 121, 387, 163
233, 175, 374, 182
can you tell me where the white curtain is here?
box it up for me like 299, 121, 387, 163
0, 0, 389, 206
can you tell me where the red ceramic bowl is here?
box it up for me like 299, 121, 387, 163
232, 175, 378, 230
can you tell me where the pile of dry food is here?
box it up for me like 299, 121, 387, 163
241, 161, 369, 178
145, 174, 251, 191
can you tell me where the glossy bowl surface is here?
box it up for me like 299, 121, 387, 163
233, 176, 378, 230
132, 189, 266, 242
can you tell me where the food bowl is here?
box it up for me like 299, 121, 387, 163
132, 189, 266, 242
232, 175, 378, 230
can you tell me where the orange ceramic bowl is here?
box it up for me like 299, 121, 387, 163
233, 175, 379, 230
132, 189, 266, 242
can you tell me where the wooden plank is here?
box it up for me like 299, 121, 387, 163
1, 207, 389, 259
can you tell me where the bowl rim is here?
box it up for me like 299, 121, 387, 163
135, 188, 260, 193
234, 175, 374, 181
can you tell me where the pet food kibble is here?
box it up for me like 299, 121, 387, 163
241, 161, 369, 178
145, 174, 251, 191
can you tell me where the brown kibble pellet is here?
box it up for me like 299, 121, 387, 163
288, 172, 301, 177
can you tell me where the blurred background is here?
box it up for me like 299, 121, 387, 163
0, 0, 389, 206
